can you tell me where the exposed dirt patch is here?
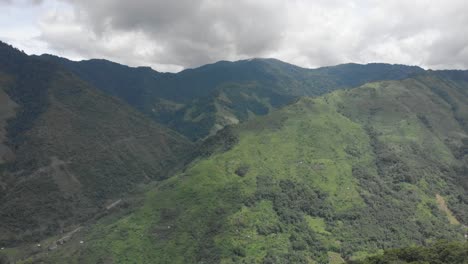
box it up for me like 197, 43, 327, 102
105, 199, 122, 210
436, 194, 460, 225
30, 157, 82, 195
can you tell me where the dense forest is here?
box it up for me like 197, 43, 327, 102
1, 41, 467, 263
353, 241, 468, 264
0, 41, 192, 246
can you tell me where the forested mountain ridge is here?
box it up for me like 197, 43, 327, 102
38, 71, 468, 263
41, 55, 424, 140
2, 40, 468, 263
0, 41, 193, 246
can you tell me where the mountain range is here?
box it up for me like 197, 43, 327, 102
40, 55, 423, 140
0, 40, 467, 264
0, 42, 192, 246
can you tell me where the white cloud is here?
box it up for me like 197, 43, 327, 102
1, 0, 468, 71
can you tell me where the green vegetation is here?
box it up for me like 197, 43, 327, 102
2, 40, 468, 263
38, 72, 468, 263
42, 55, 423, 140
353, 241, 468, 264
0, 41, 193, 245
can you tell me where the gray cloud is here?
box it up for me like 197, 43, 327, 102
9, 0, 468, 71
0, 0, 43, 4
37, 0, 286, 70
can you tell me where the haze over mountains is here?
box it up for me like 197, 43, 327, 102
0, 40, 467, 263
40, 54, 423, 140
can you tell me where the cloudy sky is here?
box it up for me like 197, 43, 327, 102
1, 0, 467, 72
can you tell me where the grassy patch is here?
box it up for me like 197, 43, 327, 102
43, 73, 468, 263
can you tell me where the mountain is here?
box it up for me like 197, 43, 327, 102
41, 55, 424, 140
0, 42, 193, 246
2, 40, 467, 263
35, 71, 468, 263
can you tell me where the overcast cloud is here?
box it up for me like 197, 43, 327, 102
1, 0, 467, 72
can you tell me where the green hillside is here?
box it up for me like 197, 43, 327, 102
41, 55, 423, 140
35, 72, 468, 263
0, 42, 193, 246
353, 241, 468, 264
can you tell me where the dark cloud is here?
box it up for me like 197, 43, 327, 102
7, 0, 468, 71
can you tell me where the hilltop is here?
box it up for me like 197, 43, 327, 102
41, 55, 423, 140
39, 71, 468, 263
1, 41, 467, 263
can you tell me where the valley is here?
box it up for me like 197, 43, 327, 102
24, 72, 468, 263
0, 40, 467, 263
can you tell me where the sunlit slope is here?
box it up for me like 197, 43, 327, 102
49, 73, 468, 263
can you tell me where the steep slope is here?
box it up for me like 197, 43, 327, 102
0, 42, 193, 245
353, 241, 468, 264
39, 72, 468, 264
41, 55, 424, 140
